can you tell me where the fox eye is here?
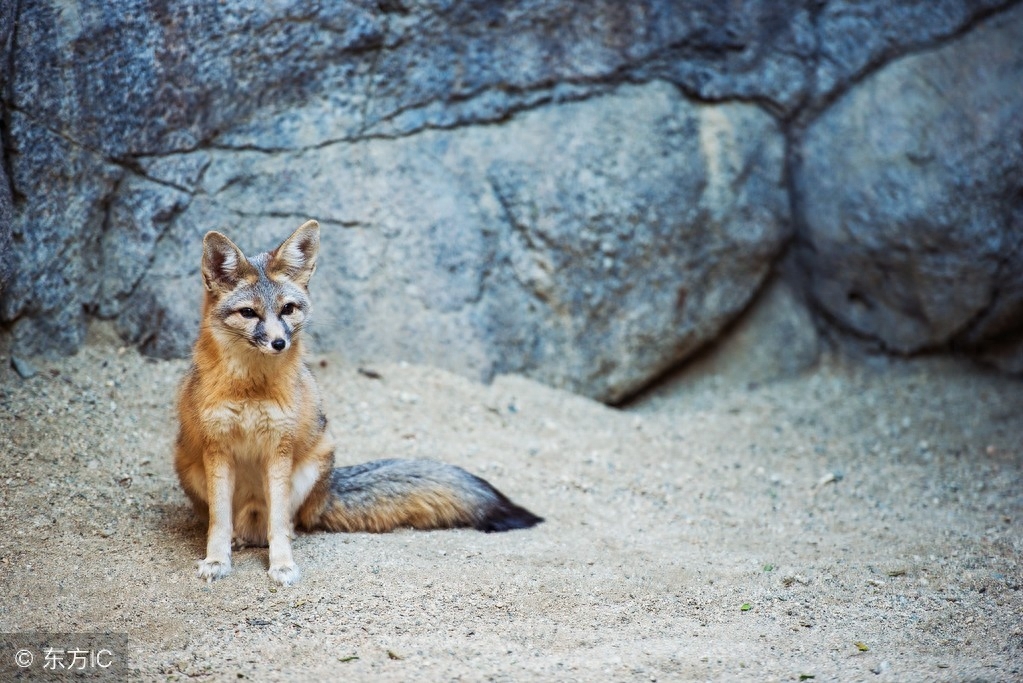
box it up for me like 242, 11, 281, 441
281, 303, 296, 316
238, 307, 258, 319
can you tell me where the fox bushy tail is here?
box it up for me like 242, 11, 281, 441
306, 459, 543, 534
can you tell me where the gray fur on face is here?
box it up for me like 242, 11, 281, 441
213, 250, 312, 354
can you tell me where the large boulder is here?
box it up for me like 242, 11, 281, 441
1, 113, 122, 353
794, 4, 1023, 371
476, 86, 788, 401
118, 82, 790, 402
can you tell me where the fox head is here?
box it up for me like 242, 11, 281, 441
200, 220, 319, 356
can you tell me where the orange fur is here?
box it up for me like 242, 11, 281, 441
175, 220, 541, 586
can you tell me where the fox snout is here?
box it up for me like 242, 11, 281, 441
255, 316, 292, 354
258, 335, 289, 354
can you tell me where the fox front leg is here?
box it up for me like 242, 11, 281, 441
197, 454, 234, 582
265, 450, 300, 586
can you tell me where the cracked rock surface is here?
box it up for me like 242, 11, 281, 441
794, 4, 1023, 372
2, 0, 1022, 398
110, 82, 789, 403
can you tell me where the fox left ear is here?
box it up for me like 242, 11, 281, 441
202, 231, 255, 294
270, 220, 319, 287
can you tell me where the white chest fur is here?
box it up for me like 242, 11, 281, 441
202, 400, 296, 459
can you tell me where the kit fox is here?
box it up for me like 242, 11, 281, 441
175, 220, 542, 585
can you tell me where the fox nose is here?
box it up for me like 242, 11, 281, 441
271, 339, 286, 351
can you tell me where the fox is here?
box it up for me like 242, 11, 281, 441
175, 220, 542, 586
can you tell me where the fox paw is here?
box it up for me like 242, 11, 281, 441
268, 562, 300, 586
196, 558, 231, 582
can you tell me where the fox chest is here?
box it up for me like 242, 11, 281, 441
202, 400, 297, 459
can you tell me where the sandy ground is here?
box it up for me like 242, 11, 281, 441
0, 323, 1021, 682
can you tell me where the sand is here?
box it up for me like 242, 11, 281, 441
0, 323, 1020, 681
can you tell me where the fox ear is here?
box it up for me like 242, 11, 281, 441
202, 231, 253, 293
270, 220, 319, 287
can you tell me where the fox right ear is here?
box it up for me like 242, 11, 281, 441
269, 220, 320, 288
202, 231, 253, 293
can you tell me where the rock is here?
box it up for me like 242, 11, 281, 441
478, 85, 789, 401
97, 176, 192, 318
123, 82, 789, 402
10, 355, 36, 379
870, 660, 891, 675
0, 0, 13, 290
795, 4, 1023, 371
7, 1, 1004, 157
8, 1, 388, 158
2, 0, 1019, 394
653, 277, 820, 394
810, 1, 1010, 104
2, 112, 122, 355
0, 159, 11, 292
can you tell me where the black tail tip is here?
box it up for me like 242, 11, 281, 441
477, 499, 544, 533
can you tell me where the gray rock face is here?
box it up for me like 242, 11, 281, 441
0, 161, 11, 291
3, 112, 122, 353
663, 278, 820, 393
12, 1, 1003, 158
2, 0, 1022, 400
0, 0, 15, 290
809, 0, 1011, 105
117, 82, 789, 402
795, 4, 1023, 370
479, 87, 788, 401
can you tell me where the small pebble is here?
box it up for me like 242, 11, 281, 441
11, 356, 37, 379
816, 471, 842, 487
